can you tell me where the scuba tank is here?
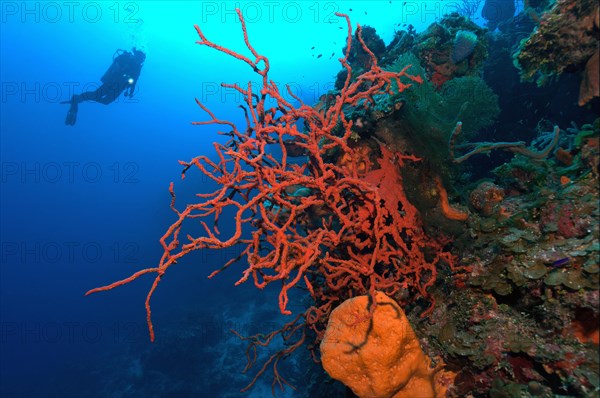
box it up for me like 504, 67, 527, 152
100, 49, 128, 84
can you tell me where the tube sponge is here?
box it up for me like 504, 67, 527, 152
451, 30, 478, 64
320, 291, 455, 398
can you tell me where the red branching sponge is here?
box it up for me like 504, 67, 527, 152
86, 9, 465, 392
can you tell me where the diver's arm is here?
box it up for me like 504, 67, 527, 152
126, 79, 137, 97
125, 84, 135, 98
125, 64, 143, 97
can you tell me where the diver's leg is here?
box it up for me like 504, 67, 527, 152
95, 84, 122, 104
64, 88, 102, 125
95, 93, 116, 105
78, 90, 99, 102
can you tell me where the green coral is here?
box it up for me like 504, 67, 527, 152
574, 118, 600, 147
441, 76, 500, 133
384, 53, 499, 166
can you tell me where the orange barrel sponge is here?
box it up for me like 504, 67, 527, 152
320, 291, 454, 398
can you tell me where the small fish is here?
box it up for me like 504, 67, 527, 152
551, 257, 571, 267
317, 54, 322, 58
311, 46, 315, 50
329, 52, 335, 59
349, 8, 352, 11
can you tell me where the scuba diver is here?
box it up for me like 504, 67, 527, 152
62, 47, 146, 126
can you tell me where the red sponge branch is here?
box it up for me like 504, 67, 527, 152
86, 9, 465, 389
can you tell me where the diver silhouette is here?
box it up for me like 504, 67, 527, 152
62, 47, 146, 126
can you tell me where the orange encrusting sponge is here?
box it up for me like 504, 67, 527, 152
320, 291, 455, 398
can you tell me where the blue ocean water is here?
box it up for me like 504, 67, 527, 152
0, 2, 497, 397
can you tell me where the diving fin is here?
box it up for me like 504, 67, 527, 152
65, 101, 79, 126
